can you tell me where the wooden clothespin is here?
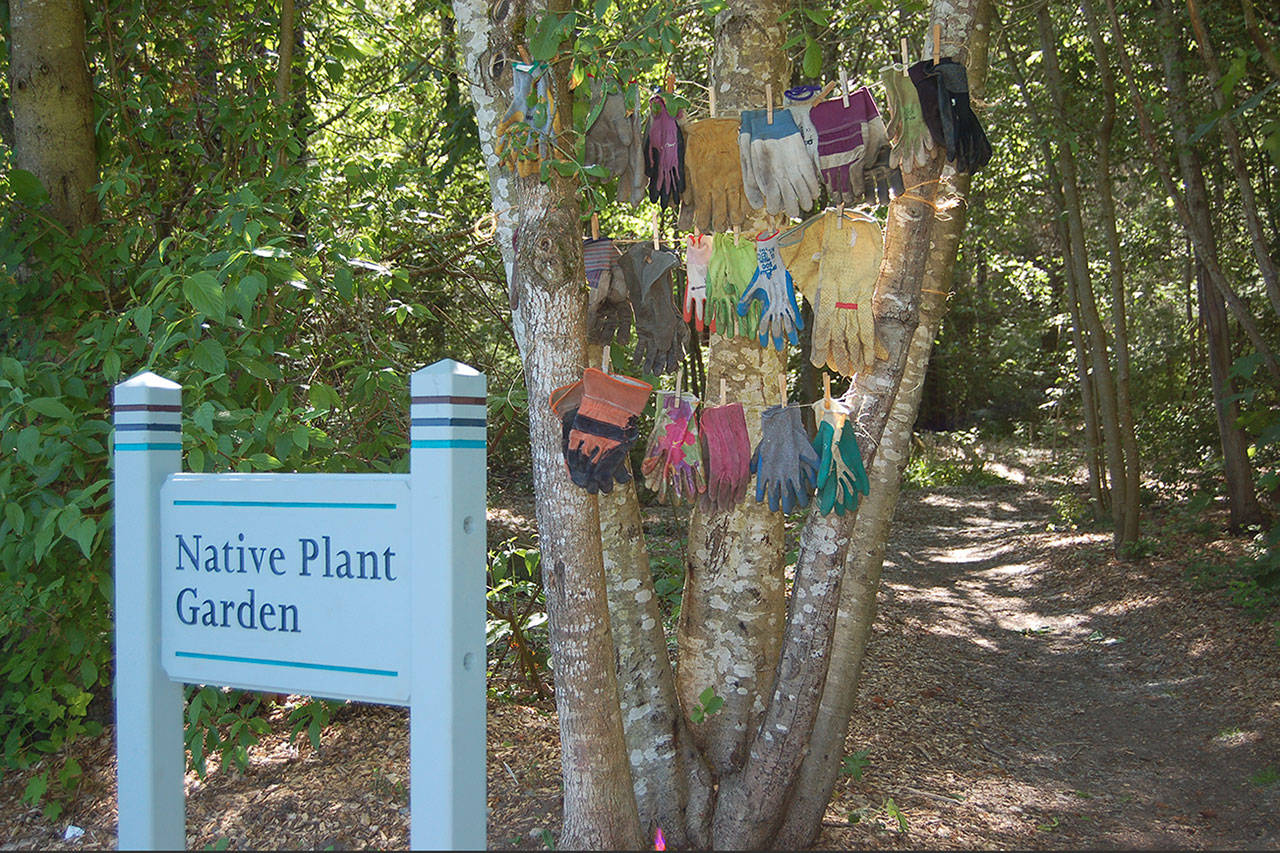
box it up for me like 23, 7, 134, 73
837, 202, 844, 228
933, 24, 941, 65
819, 80, 838, 100
733, 226, 740, 246
839, 67, 850, 108
778, 375, 787, 405
518, 45, 531, 63
590, 212, 600, 240
602, 345, 611, 373
766, 83, 773, 124
823, 372, 832, 407
901, 37, 910, 74
675, 366, 683, 399
709, 82, 717, 118
720, 378, 726, 407
652, 209, 660, 250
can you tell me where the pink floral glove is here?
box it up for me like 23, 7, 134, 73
641, 392, 705, 504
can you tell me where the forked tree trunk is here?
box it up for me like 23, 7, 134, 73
1081, 0, 1141, 544
776, 4, 993, 840
8, 0, 98, 232
677, 0, 791, 786
588, 347, 712, 849
451, 0, 642, 846
1037, 2, 1132, 551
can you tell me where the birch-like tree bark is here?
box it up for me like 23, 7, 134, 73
451, 1, 641, 846
776, 4, 993, 841
677, 0, 790, 781
8, 0, 98, 231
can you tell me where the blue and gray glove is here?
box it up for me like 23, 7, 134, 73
750, 404, 820, 513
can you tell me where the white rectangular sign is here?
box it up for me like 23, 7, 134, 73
159, 473, 412, 705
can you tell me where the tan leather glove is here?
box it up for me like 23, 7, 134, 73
680, 117, 753, 233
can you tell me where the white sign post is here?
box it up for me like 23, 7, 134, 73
113, 360, 487, 850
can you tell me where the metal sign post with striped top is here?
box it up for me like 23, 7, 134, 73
112, 360, 486, 850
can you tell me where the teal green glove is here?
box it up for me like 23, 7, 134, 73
707, 233, 761, 339
812, 401, 870, 515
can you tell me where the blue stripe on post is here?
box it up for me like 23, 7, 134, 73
114, 442, 182, 451
115, 423, 182, 432
410, 439, 486, 449
410, 417, 487, 427
174, 650, 397, 677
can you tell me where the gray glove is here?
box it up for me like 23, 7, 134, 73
750, 404, 820, 513
620, 244, 687, 375
616, 89, 648, 205
739, 109, 821, 219
587, 242, 630, 346
585, 90, 633, 179
860, 116, 901, 206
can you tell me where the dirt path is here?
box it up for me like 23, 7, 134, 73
818, 485, 1280, 849
2, 483, 1277, 849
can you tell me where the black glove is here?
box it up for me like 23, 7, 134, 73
936, 58, 991, 174
908, 60, 946, 152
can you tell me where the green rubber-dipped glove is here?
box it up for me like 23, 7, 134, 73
707, 233, 761, 339
882, 65, 935, 175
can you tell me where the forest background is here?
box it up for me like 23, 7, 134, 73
0, 0, 1278, 841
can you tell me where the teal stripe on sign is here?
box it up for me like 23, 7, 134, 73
411, 439, 486, 449
115, 442, 182, 451
173, 499, 396, 509
175, 650, 397, 678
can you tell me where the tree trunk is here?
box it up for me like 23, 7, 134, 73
678, 0, 790, 784
1198, 262, 1266, 529
8, 0, 98, 231
710, 3, 978, 846
1037, 1, 1132, 552
1157, 0, 1264, 530
1106, 0, 1280, 386
775, 8, 992, 840
1185, 0, 1280, 320
1005, 42, 1105, 514
451, 1, 642, 846
588, 348, 712, 849
1081, 0, 1141, 544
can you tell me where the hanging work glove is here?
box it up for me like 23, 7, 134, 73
739, 109, 822, 220
584, 87, 632, 178
750, 404, 820, 513
698, 402, 752, 514
583, 237, 620, 289
881, 65, 935, 174
809, 88, 878, 207
778, 213, 825, 306
644, 95, 686, 210
587, 241, 631, 347
935, 58, 991, 174
808, 210, 884, 375
620, 243, 687, 375
737, 230, 803, 352
811, 397, 870, 516
680, 117, 753, 233
706, 232, 761, 339
641, 391, 705, 504
494, 61, 555, 177
907, 60, 947, 152
783, 85, 823, 171
550, 381, 634, 494
859, 115, 902, 206
683, 233, 713, 332
549, 369, 651, 493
